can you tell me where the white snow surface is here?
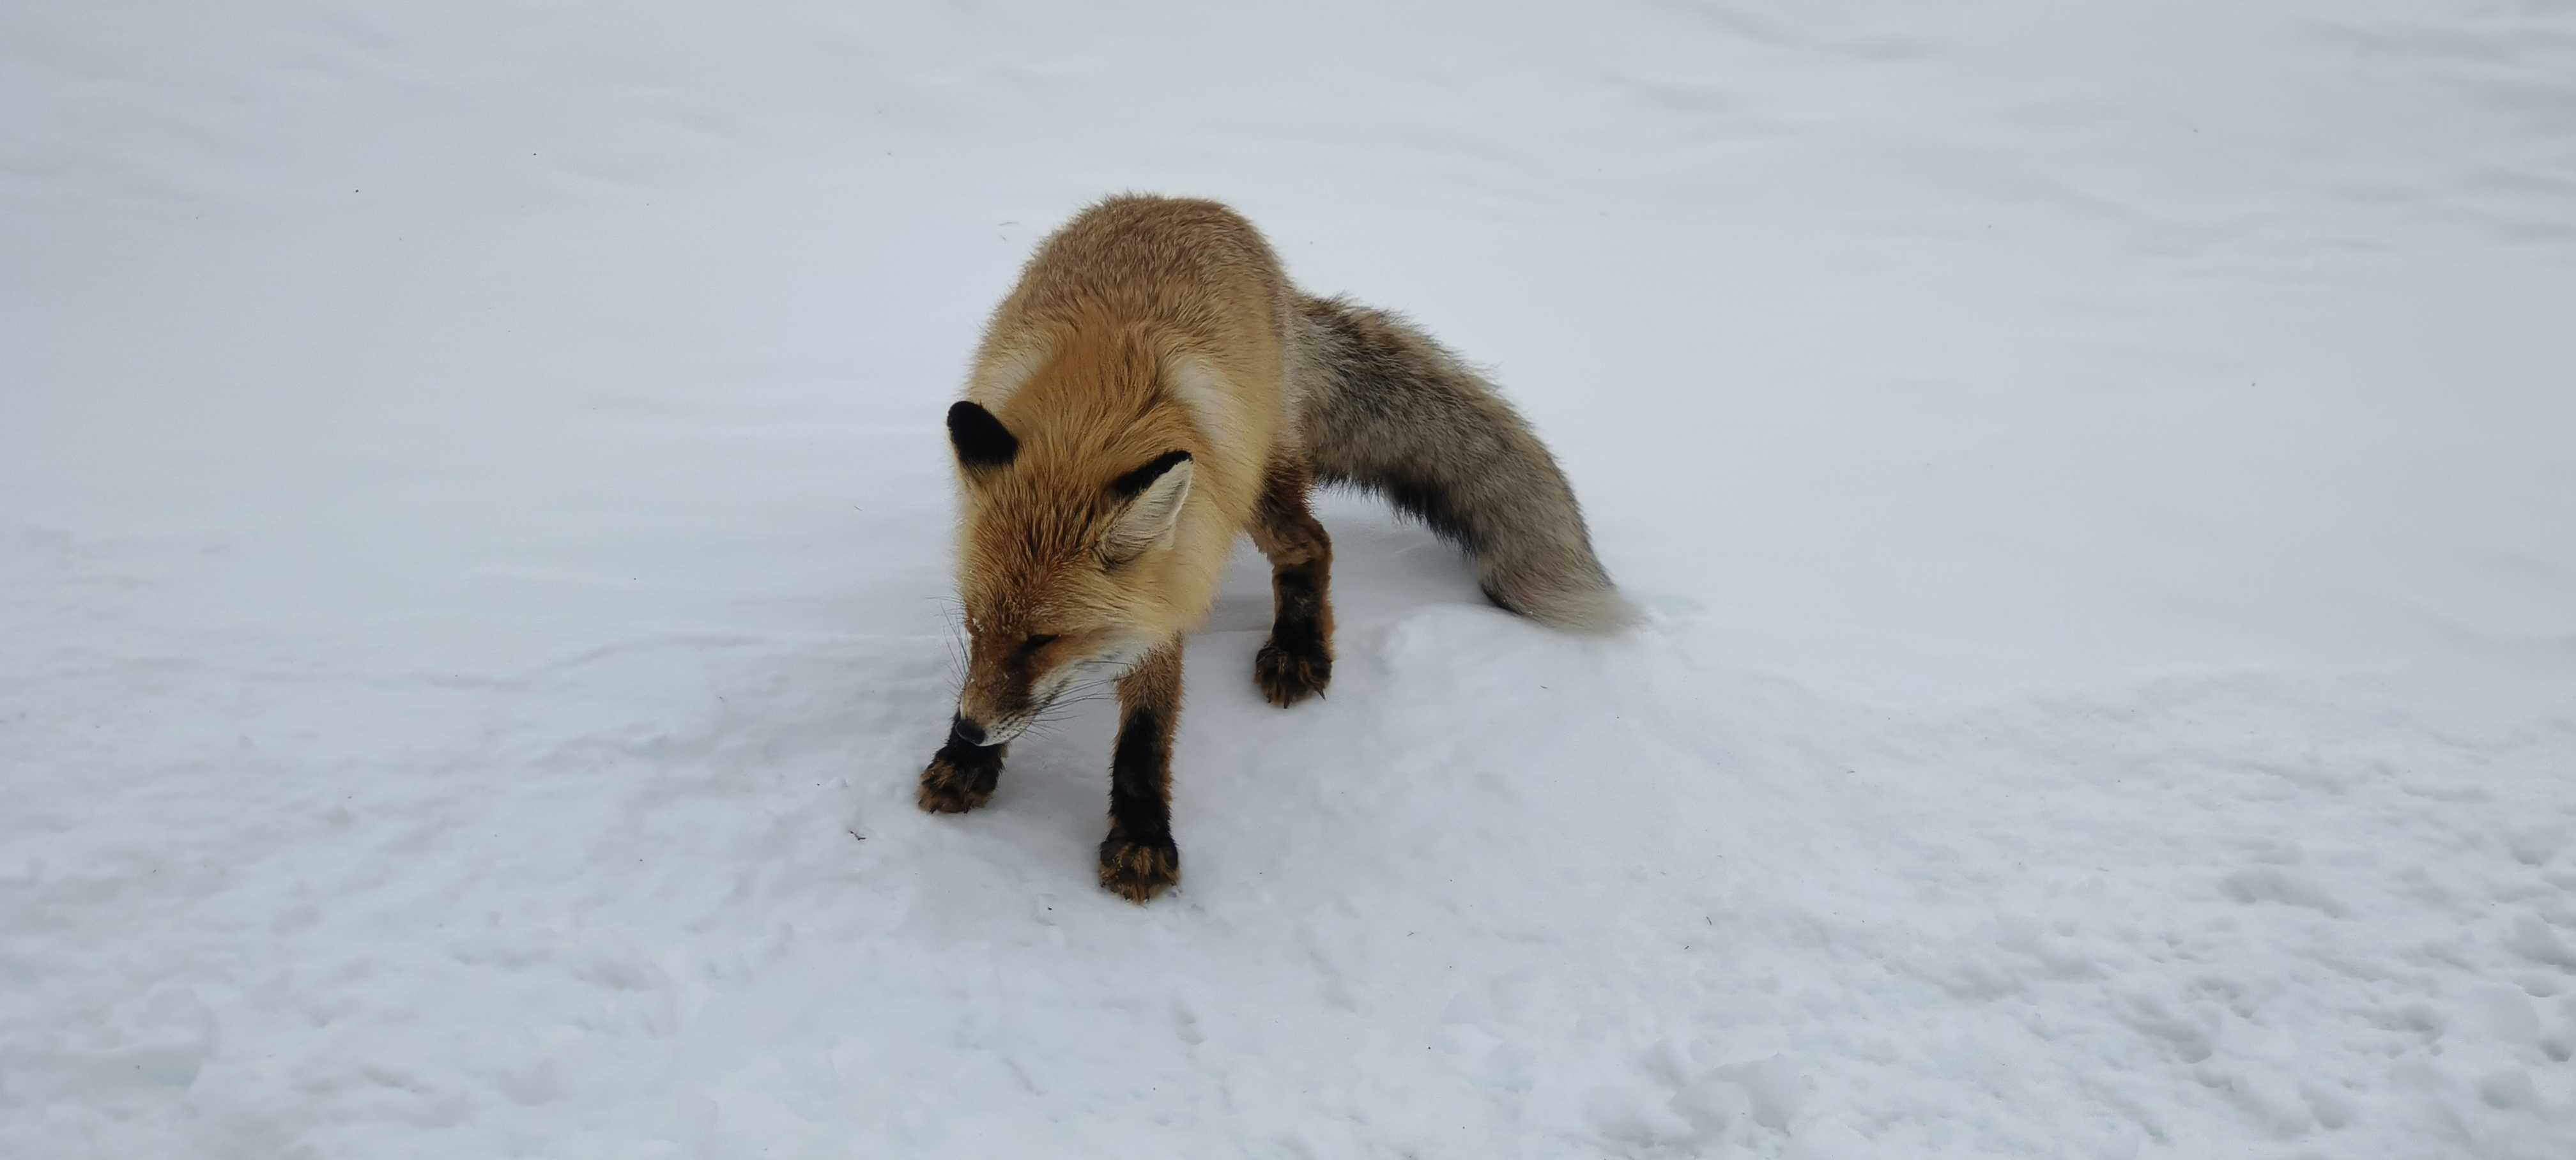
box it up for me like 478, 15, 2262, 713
8, 2, 2576, 1156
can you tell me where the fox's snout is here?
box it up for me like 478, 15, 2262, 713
953, 678, 1029, 749
952, 637, 1046, 747
950, 699, 1028, 749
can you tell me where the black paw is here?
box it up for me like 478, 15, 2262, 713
1097, 832, 1181, 903
916, 744, 1001, 814
1254, 636, 1331, 707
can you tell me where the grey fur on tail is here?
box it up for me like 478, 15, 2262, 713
1289, 294, 1636, 633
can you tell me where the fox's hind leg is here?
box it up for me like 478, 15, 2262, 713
917, 714, 1005, 814
1099, 641, 1184, 903
1250, 457, 1335, 707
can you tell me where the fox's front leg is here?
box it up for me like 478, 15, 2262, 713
1098, 642, 1183, 903
917, 714, 1005, 814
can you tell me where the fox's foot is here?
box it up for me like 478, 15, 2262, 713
917, 742, 1002, 814
1254, 634, 1331, 707
1097, 831, 1181, 903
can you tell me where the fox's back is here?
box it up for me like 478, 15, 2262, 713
973, 197, 1292, 424
1003, 196, 1287, 338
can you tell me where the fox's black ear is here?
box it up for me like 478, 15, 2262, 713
1109, 450, 1192, 498
947, 401, 1018, 470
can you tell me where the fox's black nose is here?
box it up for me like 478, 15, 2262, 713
949, 715, 988, 747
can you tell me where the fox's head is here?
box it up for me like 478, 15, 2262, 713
941, 397, 1196, 748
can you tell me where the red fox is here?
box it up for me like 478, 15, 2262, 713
919, 195, 1630, 902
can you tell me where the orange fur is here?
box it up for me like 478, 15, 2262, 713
947, 196, 1291, 736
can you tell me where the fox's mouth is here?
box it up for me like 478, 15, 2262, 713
956, 645, 1144, 748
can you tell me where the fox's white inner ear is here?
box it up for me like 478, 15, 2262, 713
1102, 456, 1192, 563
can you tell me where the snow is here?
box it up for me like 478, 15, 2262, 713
6, 0, 2575, 1155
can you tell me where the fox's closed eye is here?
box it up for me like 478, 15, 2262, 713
1018, 634, 1059, 655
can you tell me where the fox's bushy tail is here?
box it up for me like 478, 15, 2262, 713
1290, 294, 1635, 633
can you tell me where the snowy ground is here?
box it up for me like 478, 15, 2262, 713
8, 1, 2576, 1156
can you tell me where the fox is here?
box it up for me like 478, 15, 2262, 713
917, 194, 1631, 903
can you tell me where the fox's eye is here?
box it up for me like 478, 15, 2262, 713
1017, 634, 1059, 657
